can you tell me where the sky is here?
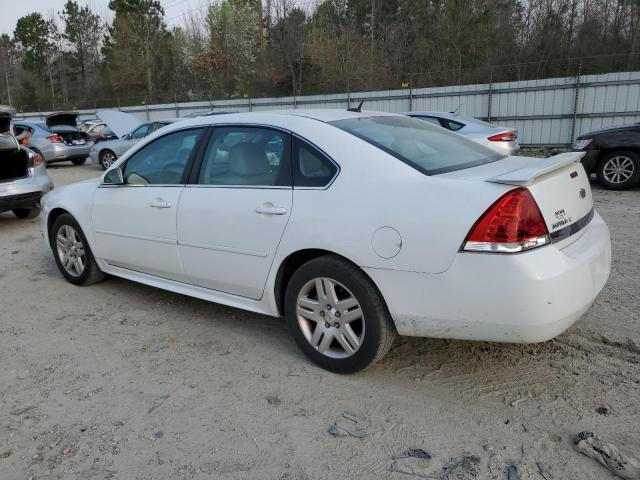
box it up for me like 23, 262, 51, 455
0, 0, 203, 36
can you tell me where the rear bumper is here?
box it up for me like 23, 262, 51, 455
0, 168, 53, 211
365, 211, 611, 343
0, 191, 43, 210
45, 142, 93, 163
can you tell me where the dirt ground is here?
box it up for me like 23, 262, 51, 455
1, 162, 639, 480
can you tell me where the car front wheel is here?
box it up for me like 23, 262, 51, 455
284, 255, 396, 373
71, 158, 87, 166
596, 150, 640, 190
50, 213, 106, 286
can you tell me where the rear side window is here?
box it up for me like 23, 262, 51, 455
331, 116, 502, 175
414, 116, 441, 127
293, 138, 337, 187
440, 119, 464, 131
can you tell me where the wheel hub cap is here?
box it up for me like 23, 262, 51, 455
296, 277, 365, 359
603, 156, 634, 184
56, 225, 86, 277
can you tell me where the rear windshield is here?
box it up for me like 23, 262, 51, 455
331, 115, 503, 175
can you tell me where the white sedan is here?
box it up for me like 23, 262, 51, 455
40, 110, 611, 372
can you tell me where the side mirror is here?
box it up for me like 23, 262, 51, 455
103, 167, 124, 185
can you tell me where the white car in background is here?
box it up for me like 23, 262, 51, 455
404, 111, 520, 155
89, 110, 179, 169
40, 110, 610, 372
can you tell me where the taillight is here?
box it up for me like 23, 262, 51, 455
463, 188, 549, 253
33, 154, 44, 166
488, 131, 517, 142
47, 134, 63, 143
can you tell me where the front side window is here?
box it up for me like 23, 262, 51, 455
123, 128, 203, 185
131, 124, 152, 139
198, 127, 291, 187
293, 138, 337, 187
331, 115, 502, 175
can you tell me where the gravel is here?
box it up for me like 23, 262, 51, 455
0, 163, 638, 479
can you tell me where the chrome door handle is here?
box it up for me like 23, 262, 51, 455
150, 200, 172, 208
255, 203, 287, 215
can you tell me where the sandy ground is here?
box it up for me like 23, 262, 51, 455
1, 162, 639, 480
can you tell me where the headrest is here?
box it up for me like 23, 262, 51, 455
228, 142, 270, 176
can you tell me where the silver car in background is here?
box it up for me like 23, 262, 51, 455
403, 111, 520, 155
1, 107, 53, 219
11, 112, 93, 165
90, 118, 179, 169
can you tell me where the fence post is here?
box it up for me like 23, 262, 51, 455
408, 73, 413, 112
346, 76, 351, 109
487, 66, 493, 122
175, 97, 179, 117
144, 98, 150, 121
570, 59, 582, 146
248, 97, 252, 111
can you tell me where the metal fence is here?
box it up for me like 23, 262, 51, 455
15, 70, 640, 148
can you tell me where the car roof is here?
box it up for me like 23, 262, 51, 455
168, 109, 398, 130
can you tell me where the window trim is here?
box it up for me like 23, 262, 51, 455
189, 124, 294, 189
292, 134, 340, 190
99, 126, 207, 188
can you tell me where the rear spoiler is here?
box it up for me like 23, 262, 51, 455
487, 152, 585, 186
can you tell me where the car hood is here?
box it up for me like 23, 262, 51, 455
577, 124, 636, 139
97, 110, 142, 138
46, 112, 79, 128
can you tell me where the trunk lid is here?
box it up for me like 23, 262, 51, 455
46, 112, 79, 128
442, 152, 593, 242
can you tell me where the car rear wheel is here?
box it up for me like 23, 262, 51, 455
596, 150, 640, 190
50, 213, 106, 286
284, 255, 396, 373
71, 158, 86, 166
12, 208, 40, 219
99, 150, 117, 170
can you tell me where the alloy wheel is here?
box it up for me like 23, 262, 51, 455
296, 277, 365, 359
56, 225, 86, 277
101, 152, 116, 169
602, 155, 635, 184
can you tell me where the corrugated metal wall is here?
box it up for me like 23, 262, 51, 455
15, 71, 640, 147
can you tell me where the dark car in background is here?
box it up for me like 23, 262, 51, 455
573, 123, 640, 190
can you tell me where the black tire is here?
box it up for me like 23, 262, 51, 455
71, 158, 87, 166
50, 213, 106, 286
284, 255, 396, 373
12, 208, 40, 219
99, 150, 117, 170
595, 150, 640, 190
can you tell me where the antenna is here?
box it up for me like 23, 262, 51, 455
450, 103, 462, 115
348, 100, 364, 113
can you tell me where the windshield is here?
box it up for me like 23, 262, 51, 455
331, 115, 503, 175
